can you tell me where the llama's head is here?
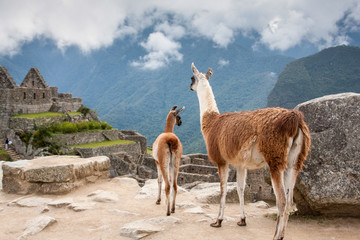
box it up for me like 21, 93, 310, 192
190, 62, 213, 91
169, 105, 185, 126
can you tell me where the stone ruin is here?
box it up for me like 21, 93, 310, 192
0, 66, 82, 140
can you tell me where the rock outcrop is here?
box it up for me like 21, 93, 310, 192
2, 155, 110, 194
294, 92, 360, 216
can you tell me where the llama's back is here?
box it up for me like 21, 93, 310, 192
152, 133, 182, 162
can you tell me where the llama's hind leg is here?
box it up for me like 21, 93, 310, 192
156, 164, 162, 205
271, 169, 287, 240
285, 131, 303, 212
211, 163, 229, 228
170, 156, 178, 213
236, 166, 247, 226
162, 163, 171, 216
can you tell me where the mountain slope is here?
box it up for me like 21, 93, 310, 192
267, 45, 360, 108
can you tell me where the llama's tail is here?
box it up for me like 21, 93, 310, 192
167, 137, 180, 154
275, 110, 311, 170
296, 120, 311, 170
275, 110, 304, 138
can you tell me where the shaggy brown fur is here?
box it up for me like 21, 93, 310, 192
202, 108, 310, 172
152, 106, 184, 216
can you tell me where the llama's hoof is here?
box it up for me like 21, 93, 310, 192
156, 200, 161, 205
237, 218, 246, 226
166, 212, 170, 216
210, 219, 223, 228
171, 209, 175, 213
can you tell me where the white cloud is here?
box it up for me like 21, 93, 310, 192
0, 0, 360, 66
155, 21, 186, 40
131, 32, 183, 70
218, 58, 229, 67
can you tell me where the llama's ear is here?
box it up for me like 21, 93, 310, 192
171, 105, 177, 111
175, 106, 185, 115
206, 68, 213, 80
191, 62, 199, 75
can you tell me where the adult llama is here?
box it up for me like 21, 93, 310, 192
189, 63, 310, 240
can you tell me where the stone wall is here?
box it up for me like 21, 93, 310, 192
9, 115, 67, 132
74, 142, 142, 163
49, 130, 121, 146
119, 130, 147, 155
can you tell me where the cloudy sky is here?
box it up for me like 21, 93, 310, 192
0, 0, 359, 69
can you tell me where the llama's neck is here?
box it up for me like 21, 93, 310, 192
197, 83, 219, 123
164, 114, 175, 133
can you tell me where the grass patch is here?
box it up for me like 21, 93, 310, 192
0, 148, 12, 161
49, 121, 112, 134
147, 148, 153, 154
68, 112, 82, 116
70, 139, 135, 148
12, 112, 65, 119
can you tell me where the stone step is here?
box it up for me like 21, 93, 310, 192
3, 147, 21, 161
177, 172, 219, 185
179, 164, 218, 175
191, 157, 215, 167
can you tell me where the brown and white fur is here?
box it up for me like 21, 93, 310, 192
190, 63, 311, 240
152, 105, 184, 216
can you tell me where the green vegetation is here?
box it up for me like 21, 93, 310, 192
12, 111, 81, 119
147, 148, 153, 154
78, 106, 91, 116
48, 120, 112, 134
12, 112, 65, 119
70, 139, 134, 148
68, 112, 82, 116
267, 45, 360, 108
0, 148, 12, 161
17, 131, 33, 147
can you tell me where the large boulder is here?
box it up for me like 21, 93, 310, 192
2, 155, 110, 194
294, 92, 360, 216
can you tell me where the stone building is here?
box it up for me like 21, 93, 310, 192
0, 66, 82, 140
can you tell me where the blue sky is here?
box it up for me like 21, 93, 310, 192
1, 0, 359, 69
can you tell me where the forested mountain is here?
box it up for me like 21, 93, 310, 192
267, 45, 360, 108
0, 37, 293, 153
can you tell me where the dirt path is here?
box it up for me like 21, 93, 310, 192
0, 177, 359, 240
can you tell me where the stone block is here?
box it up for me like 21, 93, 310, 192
2, 155, 110, 194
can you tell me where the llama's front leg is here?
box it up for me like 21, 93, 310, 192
271, 170, 287, 240
236, 166, 247, 226
211, 163, 229, 228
